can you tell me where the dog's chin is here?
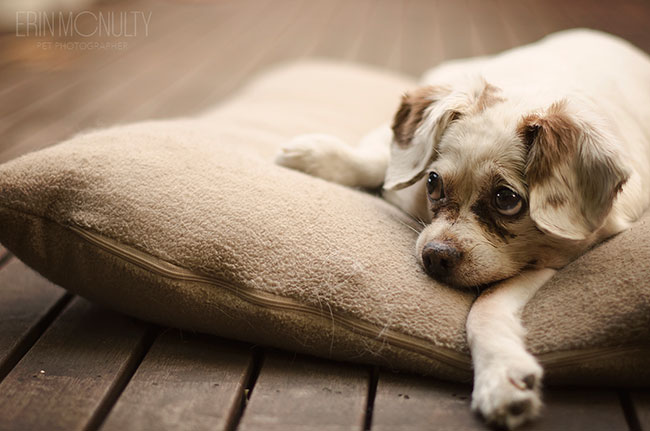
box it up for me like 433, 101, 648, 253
423, 265, 521, 291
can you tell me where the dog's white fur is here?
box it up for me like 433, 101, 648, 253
276, 29, 650, 428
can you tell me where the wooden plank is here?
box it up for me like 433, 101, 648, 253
54, 0, 268, 124
0, 0, 236, 162
0, 258, 69, 381
354, 0, 406, 70
178, 0, 345, 117
100, 330, 254, 431
373, 371, 629, 431
564, 0, 650, 51
0, 0, 341, 163
311, 0, 374, 63
436, 0, 475, 60
399, 0, 446, 76
0, 297, 154, 431
630, 391, 650, 430
372, 371, 483, 431
115, 0, 282, 120
466, 0, 516, 55
523, 0, 577, 35
126, 0, 342, 120
495, 0, 547, 46
0, 0, 171, 121
239, 351, 369, 431
0, 0, 236, 113
250, 0, 341, 62
528, 388, 629, 431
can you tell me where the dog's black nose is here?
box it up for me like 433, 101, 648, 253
421, 241, 462, 280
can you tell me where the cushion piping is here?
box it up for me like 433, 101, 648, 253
2, 204, 649, 378
67, 223, 473, 372
66, 217, 650, 372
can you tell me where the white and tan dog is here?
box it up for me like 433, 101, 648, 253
276, 29, 650, 428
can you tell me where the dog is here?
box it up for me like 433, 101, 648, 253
275, 29, 650, 429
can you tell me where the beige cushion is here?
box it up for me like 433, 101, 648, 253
0, 61, 648, 385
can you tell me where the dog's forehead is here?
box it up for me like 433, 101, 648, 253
435, 112, 527, 195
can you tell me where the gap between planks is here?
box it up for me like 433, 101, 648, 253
0, 297, 154, 431
0, 257, 72, 382
225, 347, 264, 431
85, 326, 159, 431
98, 330, 259, 431
237, 350, 370, 431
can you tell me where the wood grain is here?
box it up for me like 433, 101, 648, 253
524, 389, 629, 431
557, 0, 650, 49
0, 0, 172, 122
239, 351, 369, 431
523, 0, 576, 35
436, 0, 475, 60
100, 330, 253, 431
373, 372, 632, 431
398, 0, 446, 76
0, 297, 152, 431
0, 258, 69, 381
495, 0, 547, 46
372, 371, 483, 431
311, 0, 374, 63
143, 0, 341, 120
466, 0, 515, 55
0, 0, 246, 163
354, 0, 405, 70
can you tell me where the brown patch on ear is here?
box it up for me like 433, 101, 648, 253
473, 83, 505, 113
518, 100, 579, 184
392, 81, 503, 148
391, 85, 450, 148
520, 99, 631, 240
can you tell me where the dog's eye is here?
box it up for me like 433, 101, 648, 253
427, 171, 444, 200
494, 187, 523, 216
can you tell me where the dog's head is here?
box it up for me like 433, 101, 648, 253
384, 78, 630, 287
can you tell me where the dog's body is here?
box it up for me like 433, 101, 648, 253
276, 29, 650, 428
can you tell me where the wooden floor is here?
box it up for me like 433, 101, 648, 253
1, 0, 650, 429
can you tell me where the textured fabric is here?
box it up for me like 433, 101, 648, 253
0, 60, 648, 385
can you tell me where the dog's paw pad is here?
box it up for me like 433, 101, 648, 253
507, 399, 532, 417
522, 373, 537, 390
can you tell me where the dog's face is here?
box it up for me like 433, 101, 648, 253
384, 79, 629, 288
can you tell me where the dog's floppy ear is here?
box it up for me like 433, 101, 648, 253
384, 85, 456, 190
521, 100, 630, 240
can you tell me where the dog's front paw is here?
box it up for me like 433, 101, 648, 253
275, 134, 358, 186
471, 356, 543, 430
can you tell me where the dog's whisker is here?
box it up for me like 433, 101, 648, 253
397, 219, 421, 234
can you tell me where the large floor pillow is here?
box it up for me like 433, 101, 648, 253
0, 60, 648, 385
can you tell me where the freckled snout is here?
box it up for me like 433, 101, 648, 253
421, 241, 463, 281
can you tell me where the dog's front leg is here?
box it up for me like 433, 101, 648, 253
467, 268, 556, 429
275, 124, 391, 188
